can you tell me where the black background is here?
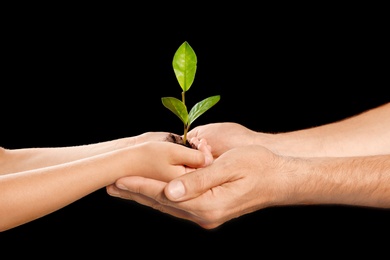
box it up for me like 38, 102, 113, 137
1, 4, 389, 257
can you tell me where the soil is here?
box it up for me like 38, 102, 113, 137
165, 133, 196, 149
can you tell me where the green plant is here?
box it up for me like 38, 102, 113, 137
162, 41, 220, 146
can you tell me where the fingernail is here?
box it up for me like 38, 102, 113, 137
167, 180, 185, 199
107, 189, 120, 197
116, 183, 128, 191
107, 187, 120, 197
205, 155, 213, 166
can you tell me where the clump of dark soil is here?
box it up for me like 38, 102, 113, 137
165, 133, 196, 149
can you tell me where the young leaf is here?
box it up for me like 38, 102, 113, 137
188, 95, 220, 125
161, 97, 188, 124
172, 41, 197, 92
162, 41, 221, 146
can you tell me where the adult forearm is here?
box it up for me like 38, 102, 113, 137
287, 154, 390, 208
263, 103, 390, 157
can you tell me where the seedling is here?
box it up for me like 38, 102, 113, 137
162, 41, 220, 146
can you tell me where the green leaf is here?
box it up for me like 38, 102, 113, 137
188, 95, 220, 125
172, 41, 197, 92
161, 97, 189, 124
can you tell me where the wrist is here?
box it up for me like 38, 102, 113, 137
254, 131, 325, 157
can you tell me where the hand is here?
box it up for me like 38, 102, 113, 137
131, 132, 180, 145
121, 139, 213, 182
186, 122, 260, 158
107, 145, 288, 229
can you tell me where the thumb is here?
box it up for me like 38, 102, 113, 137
164, 166, 216, 201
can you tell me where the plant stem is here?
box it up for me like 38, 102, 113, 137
182, 91, 187, 144
183, 125, 188, 145
181, 91, 186, 104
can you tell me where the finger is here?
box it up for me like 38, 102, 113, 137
165, 164, 227, 202
120, 192, 203, 224
195, 139, 213, 166
109, 177, 207, 226
172, 144, 212, 168
114, 176, 166, 196
106, 184, 122, 197
186, 126, 200, 140
107, 184, 196, 221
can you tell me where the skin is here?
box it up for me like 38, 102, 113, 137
0, 132, 213, 232
107, 102, 390, 229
